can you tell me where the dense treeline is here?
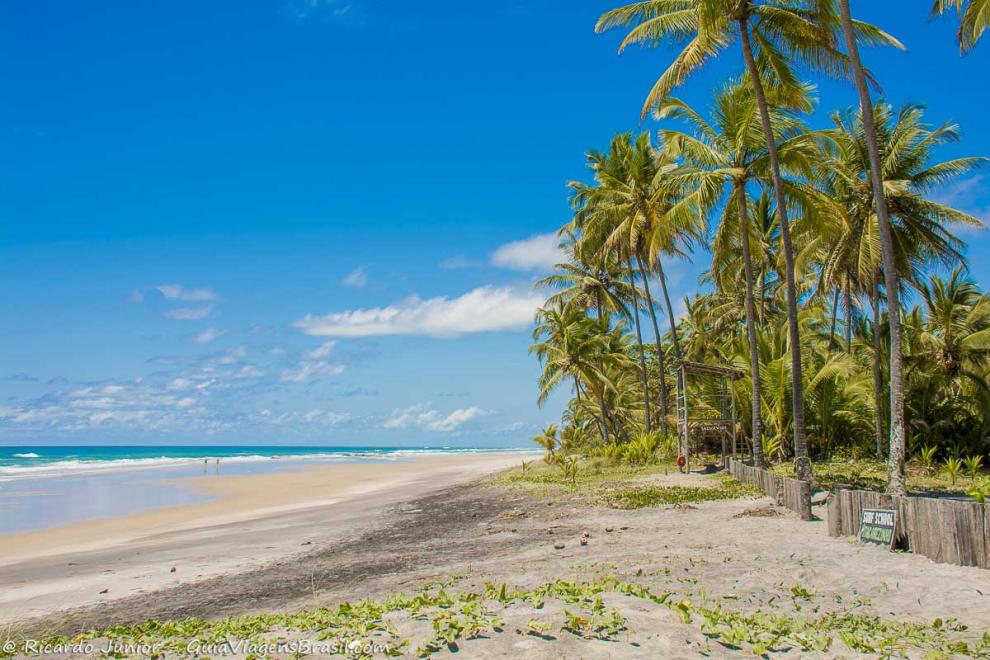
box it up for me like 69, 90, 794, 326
530, 0, 990, 493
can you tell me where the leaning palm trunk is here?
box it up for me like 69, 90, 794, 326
838, 0, 907, 494
577, 378, 611, 444
654, 257, 683, 360
871, 278, 886, 460
845, 283, 853, 354
739, 19, 812, 482
736, 183, 766, 467
626, 253, 653, 432
828, 288, 840, 353
636, 249, 671, 425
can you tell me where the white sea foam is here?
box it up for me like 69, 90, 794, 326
0, 448, 534, 482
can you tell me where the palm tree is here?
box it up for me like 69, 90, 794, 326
531, 301, 636, 442
932, 0, 990, 52
595, 0, 895, 481
815, 96, 987, 488
659, 79, 818, 467
537, 232, 633, 323
569, 133, 701, 430
835, 0, 910, 492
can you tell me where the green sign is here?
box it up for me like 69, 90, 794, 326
859, 508, 897, 549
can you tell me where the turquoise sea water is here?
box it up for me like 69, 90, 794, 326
0, 446, 529, 534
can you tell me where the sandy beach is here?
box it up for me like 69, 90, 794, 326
0, 452, 532, 624
3, 458, 990, 657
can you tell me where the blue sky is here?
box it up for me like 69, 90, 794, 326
1, 0, 989, 446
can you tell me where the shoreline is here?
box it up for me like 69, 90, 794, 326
0, 451, 534, 623
6, 464, 990, 657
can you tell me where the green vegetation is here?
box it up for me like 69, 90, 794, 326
495, 456, 759, 510
528, 0, 990, 498
603, 478, 762, 510
6, 577, 986, 658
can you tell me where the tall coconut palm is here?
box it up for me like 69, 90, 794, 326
659, 79, 818, 467
570, 133, 701, 429
595, 0, 896, 481
815, 95, 988, 488
531, 302, 621, 442
537, 233, 633, 324
835, 0, 910, 492
932, 0, 990, 52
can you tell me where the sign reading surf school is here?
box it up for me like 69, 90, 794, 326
859, 508, 897, 549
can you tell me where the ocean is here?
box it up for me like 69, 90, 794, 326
0, 445, 527, 482
0, 446, 530, 533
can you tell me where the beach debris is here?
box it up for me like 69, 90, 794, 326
170, 566, 177, 573
510, 528, 517, 533
99, 589, 108, 594
605, 527, 615, 533
301, 541, 312, 545
553, 543, 565, 550
580, 538, 588, 546
734, 505, 782, 519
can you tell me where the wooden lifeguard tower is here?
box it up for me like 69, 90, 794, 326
674, 359, 746, 473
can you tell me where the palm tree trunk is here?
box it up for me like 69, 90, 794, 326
845, 282, 853, 354
655, 258, 683, 359
577, 378, 611, 444
739, 18, 812, 483
736, 182, 766, 468
636, 248, 671, 426
838, 0, 906, 494
626, 252, 653, 433
828, 288, 840, 353
871, 278, 886, 460
760, 269, 767, 325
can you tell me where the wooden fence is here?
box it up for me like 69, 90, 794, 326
726, 458, 812, 520
827, 489, 990, 569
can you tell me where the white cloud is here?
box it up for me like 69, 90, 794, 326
932, 175, 990, 233
294, 286, 543, 338
342, 266, 368, 288
383, 403, 488, 432
490, 233, 565, 271
306, 341, 337, 359
235, 365, 264, 378
281, 360, 346, 383
189, 327, 224, 344
155, 284, 218, 302
260, 408, 351, 427
165, 305, 213, 321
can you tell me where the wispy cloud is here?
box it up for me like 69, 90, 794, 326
155, 284, 218, 302
341, 266, 368, 288
281, 342, 346, 382
383, 403, 489, 432
165, 305, 213, 321
188, 327, 224, 344
284, 0, 366, 25
6, 372, 39, 382
491, 233, 565, 271
294, 285, 543, 338
933, 174, 990, 233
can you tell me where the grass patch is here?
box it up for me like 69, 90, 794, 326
771, 458, 984, 494
602, 476, 762, 509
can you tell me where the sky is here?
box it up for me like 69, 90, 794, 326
1, 0, 989, 447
